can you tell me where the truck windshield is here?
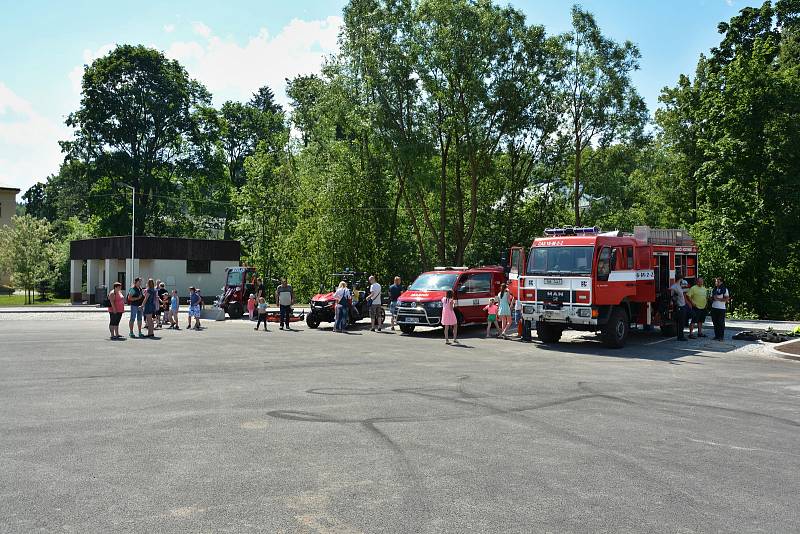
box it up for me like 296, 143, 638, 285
409, 273, 458, 291
226, 270, 245, 286
527, 246, 594, 276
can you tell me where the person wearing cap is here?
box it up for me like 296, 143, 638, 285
127, 277, 145, 339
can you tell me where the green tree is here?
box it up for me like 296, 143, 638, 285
561, 5, 647, 226
0, 215, 59, 304
63, 44, 211, 236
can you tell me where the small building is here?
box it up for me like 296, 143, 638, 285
0, 186, 21, 286
69, 236, 241, 304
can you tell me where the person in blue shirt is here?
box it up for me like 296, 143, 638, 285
187, 287, 202, 330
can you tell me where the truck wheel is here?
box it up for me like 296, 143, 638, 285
536, 322, 562, 343
602, 308, 628, 348
227, 302, 243, 319
306, 313, 320, 329
399, 324, 415, 334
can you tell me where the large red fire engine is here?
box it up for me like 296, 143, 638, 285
506, 226, 698, 347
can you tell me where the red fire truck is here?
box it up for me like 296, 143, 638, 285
395, 266, 506, 334
506, 226, 698, 347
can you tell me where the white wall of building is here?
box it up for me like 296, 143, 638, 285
75, 258, 234, 303
125, 259, 231, 300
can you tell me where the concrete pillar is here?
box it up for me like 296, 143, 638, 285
70, 260, 83, 303
104, 258, 112, 287
125, 258, 140, 289
86, 259, 100, 304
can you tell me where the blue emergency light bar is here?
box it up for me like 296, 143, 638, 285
544, 226, 600, 236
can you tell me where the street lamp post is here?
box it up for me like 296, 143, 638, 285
120, 183, 135, 281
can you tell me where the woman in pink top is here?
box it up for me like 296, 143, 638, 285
107, 281, 125, 340
441, 289, 458, 344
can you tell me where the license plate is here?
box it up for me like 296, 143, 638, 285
406, 317, 419, 323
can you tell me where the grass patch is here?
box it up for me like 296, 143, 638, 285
0, 294, 71, 307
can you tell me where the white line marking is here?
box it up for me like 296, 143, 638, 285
644, 337, 674, 346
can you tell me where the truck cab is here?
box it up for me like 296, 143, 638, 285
396, 266, 506, 334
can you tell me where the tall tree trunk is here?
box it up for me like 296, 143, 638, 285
574, 137, 582, 226
437, 134, 450, 265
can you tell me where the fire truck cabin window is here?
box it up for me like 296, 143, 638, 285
596, 247, 612, 281
625, 246, 634, 269
510, 248, 522, 275
528, 246, 593, 276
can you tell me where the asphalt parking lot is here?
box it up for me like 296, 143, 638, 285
1, 314, 799, 533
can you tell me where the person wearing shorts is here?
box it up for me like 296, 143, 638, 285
107, 282, 125, 340
127, 277, 144, 338
483, 298, 499, 338
187, 287, 202, 330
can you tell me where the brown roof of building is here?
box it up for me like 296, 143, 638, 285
0, 186, 21, 193
70, 236, 241, 261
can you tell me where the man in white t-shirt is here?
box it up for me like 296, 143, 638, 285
368, 275, 383, 332
710, 277, 730, 341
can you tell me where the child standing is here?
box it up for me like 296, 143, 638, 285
247, 293, 256, 321
169, 289, 180, 329
254, 297, 269, 331
483, 298, 500, 338
441, 290, 458, 344
187, 287, 201, 330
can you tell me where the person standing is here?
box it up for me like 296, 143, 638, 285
441, 290, 458, 344
156, 281, 168, 328
686, 277, 709, 339
368, 275, 383, 332
169, 289, 180, 329
127, 277, 145, 339
247, 293, 256, 321
187, 286, 201, 330
710, 277, 730, 341
254, 297, 269, 331
388, 276, 403, 331
107, 282, 125, 340
333, 281, 351, 333
483, 298, 499, 338
275, 279, 295, 331
141, 278, 158, 337
670, 274, 688, 341
496, 283, 512, 339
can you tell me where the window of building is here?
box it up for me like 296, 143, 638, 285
186, 260, 211, 274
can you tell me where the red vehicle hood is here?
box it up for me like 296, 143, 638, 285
311, 291, 336, 302
398, 290, 447, 303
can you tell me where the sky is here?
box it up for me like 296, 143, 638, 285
0, 0, 746, 194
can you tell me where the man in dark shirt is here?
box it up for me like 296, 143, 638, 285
388, 276, 403, 331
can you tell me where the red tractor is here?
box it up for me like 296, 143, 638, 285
218, 266, 259, 319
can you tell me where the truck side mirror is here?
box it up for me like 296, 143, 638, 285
609, 249, 617, 271
457, 284, 467, 293
500, 251, 509, 268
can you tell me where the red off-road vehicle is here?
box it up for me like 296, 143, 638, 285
306, 270, 386, 329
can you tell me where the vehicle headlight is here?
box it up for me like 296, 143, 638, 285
577, 308, 591, 317
427, 301, 442, 308
523, 305, 535, 314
